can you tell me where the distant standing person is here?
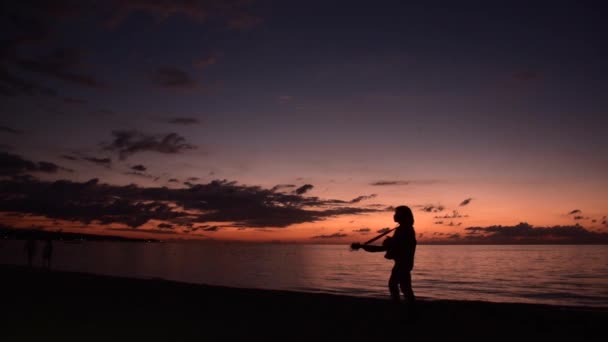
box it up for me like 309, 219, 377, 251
352, 206, 417, 306
24, 238, 37, 267
43, 239, 53, 269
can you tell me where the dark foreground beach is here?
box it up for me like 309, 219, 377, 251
1, 265, 605, 341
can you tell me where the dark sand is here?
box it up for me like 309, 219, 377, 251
1, 265, 605, 341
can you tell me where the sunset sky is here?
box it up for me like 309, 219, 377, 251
1, 1, 607, 243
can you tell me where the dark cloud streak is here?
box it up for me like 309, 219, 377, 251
104, 130, 196, 160
0, 178, 379, 229
151, 67, 198, 89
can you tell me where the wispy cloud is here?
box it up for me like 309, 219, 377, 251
151, 67, 198, 89
106, 0, 262, 30
271, 184, 296, 192
434, 210, 468, 219
352, 228, 371, 234
166, 117, 200, 125
0, 125, 23, 134
371, 180, 439, 186
109, 228, 177, 235
15, 47, 105, 88
419, 205, 445, 213
350, 194, 377, 203
83, 156, 112, 167
0, 152, 69, 176
0, 65, 58, 97
459, 223, 608, 244
193, 56, 217, 69
370, 180, 410, 186
104, 130, 196, 160
202, 225, 220, 232
459, 198, 473, 206
513, 71, 541, 81
295, 184, 314, 195
63, 97, 87, 104
311, 233, 348, 239
131, 164, 146, 172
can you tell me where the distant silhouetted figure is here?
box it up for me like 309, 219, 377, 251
352, 206, 417, 307
42, 239, 53, 269
24, 238, 37, 267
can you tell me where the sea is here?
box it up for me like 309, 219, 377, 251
1, 240, 607, 308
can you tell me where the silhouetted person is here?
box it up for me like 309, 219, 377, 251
24, 238, 37, 267
42, 239, 53, 269
352, 206, 417, 306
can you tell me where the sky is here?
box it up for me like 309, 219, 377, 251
1, 0, 607, 244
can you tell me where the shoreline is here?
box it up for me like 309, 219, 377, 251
2, 264, 606, 341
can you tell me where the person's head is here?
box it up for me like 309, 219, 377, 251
393, 205, 414, 226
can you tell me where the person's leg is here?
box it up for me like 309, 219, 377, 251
388, 264, 401, 302
399, 271, 415, 304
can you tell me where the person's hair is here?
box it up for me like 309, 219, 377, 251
395, 205, 414, 226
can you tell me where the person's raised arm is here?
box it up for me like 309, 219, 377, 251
362, 244, 387, 252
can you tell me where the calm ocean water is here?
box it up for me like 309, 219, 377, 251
1, 240, 607, 308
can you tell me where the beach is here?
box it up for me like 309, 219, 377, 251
1, 265, 605, 341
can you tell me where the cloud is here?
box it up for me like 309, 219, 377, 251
61, 155, 78, 161
104, 130, 196, 160
0, 125, 23, 134
513, 71, 540, 81
0, 177, 380, 229
0, 152, 67, 176
63, 97, 87, 104
370, 180, 439, 186
166, 117, 200, 125
420, 205, 445, 213
271, 184, 296, 192
459, 223, 608, 244
434, 210, 468, 219
0, 65, 58, 97
168, 178, 179, 183
83, 156, 112, 167
202, 225, 219, 232
278, 95, 293, 103
15, 47, 105, 88
106, 0, 263, 30
573, 216, 586, 220
109, 228, 177, 235
434, 221, 444, 225
187, 177, 200, 181
131, 164, 146, 172
371, 180, 410, 186
352, 228, 371, 234
568, 209, 582, 215
151, 67, 198, 88
295, 184, 314, 195
377, 228, 391, 233
459, 198, 473, 206
157, 223, 173, 229
350, 194, 377, 203
311, 233, 348, 239
125, 171, 154, 179
193, 56, 217, 69
226, 12, 263, 30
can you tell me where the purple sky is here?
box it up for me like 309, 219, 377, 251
1, 1, 607, 242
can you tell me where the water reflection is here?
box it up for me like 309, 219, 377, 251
1, 241, 606, 307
